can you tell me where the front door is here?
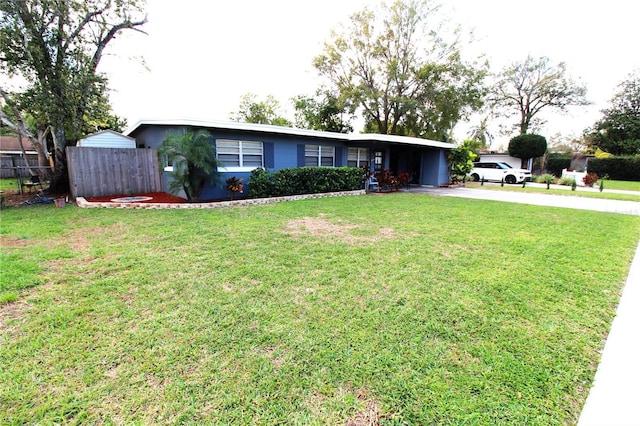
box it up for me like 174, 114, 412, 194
373, 150, 384, 172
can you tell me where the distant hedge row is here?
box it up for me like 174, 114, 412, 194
546, 157, 572, 177
587, 157, 640, 181
248, 167, 363, 198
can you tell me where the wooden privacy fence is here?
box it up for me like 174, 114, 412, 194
67, 147, 161, 199
0, 156, 44, 178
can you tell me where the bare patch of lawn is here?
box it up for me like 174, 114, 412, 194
285, 214, 395, 244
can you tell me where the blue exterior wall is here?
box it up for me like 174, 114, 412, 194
421, 148, 450, 186
129, 124, 452, 199
131, 125, 349, 200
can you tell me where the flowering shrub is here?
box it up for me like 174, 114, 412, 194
226, 176, 244, 199
397, 172, 410, 188
582, 172, 599, 187
374, 169, 410, 190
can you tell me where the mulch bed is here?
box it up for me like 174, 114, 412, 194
85, 192, 187, 204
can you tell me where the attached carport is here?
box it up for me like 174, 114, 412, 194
348, 133, 454, 187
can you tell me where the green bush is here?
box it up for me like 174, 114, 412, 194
587, 157, 640, 181
536, 174, 556, 184
248, 167, 363, 198
558, 177, 576, 186
508, 134, 547, 160
546, 157, 572, 177
248, 167, 276, 198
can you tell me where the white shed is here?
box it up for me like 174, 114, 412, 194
77, 130, 136, 149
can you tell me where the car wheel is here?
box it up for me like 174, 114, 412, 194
471, 173, 480, 182
505, 175, 516, 184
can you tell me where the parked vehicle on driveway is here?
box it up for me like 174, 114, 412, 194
468, 162, 532, 184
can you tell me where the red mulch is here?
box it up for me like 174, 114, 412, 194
85, 192, 188, 204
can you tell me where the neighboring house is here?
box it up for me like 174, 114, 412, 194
476, 153, 529, 170
0, 135, 39, 178
125, 119, 455, 200
0, 135, 38, 157
77, 130, 136, 148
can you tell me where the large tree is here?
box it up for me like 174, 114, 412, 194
0, 0, 147, 190
229, 93, 292, 127
292, 89, 354, 133
587, 71, 640, 155
313, 0, 486, 140
492, 56, 589, 135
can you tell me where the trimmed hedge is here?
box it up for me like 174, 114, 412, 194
587, 157, 640, 181
546, 157, 571, 177
248, 167, 364, 198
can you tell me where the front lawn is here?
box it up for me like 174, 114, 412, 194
1, 194, 639, 424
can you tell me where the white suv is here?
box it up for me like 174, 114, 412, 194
469, 162, 532, 184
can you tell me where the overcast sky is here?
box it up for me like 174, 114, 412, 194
100, 0, 639, 148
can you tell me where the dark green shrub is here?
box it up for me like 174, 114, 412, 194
508, 134, 547, 161
546, 157, 571, 177
587, 157, 640, 181
248, 167, 363, 198
248, 167, 276, 198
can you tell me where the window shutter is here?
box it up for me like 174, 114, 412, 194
297, 144, 305, 167
264, 142, 274, 168
335, 147, 343, 167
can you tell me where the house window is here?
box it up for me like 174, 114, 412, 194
216, 139, 263, 171
162, 155, 174, 172
305, 144, 335, 167
347, 147, 369, 168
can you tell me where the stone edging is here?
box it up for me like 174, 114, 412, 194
75, 190, 366, 209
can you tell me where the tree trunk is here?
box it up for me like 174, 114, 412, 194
49, 124, 70, 193
34, 127, 52, 179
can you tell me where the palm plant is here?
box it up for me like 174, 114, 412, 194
157, 129, 222, 202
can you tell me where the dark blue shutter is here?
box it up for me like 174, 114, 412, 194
335, 146, 343, 167
264, 142, 274, 168
297, 144, 305, 167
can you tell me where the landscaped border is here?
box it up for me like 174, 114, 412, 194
75, 189, 366, 209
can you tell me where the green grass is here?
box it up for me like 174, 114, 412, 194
602, 179, 640, 191
466, 181, 640, 201
0, 178, 21, 193
1, 194, 639, 424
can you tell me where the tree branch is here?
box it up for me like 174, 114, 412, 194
64, 6, 109, 52
0, 86, 38, 174
91, 16, 148, 72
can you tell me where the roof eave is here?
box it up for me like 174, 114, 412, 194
125, 118, 454, 149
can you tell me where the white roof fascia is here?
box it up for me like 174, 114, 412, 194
125, 118, 454, 149
82, 129, 136, 141
0, 150, 38, 155
348, 133, 455, 149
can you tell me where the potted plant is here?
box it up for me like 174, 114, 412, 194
226, 176, 244, 200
